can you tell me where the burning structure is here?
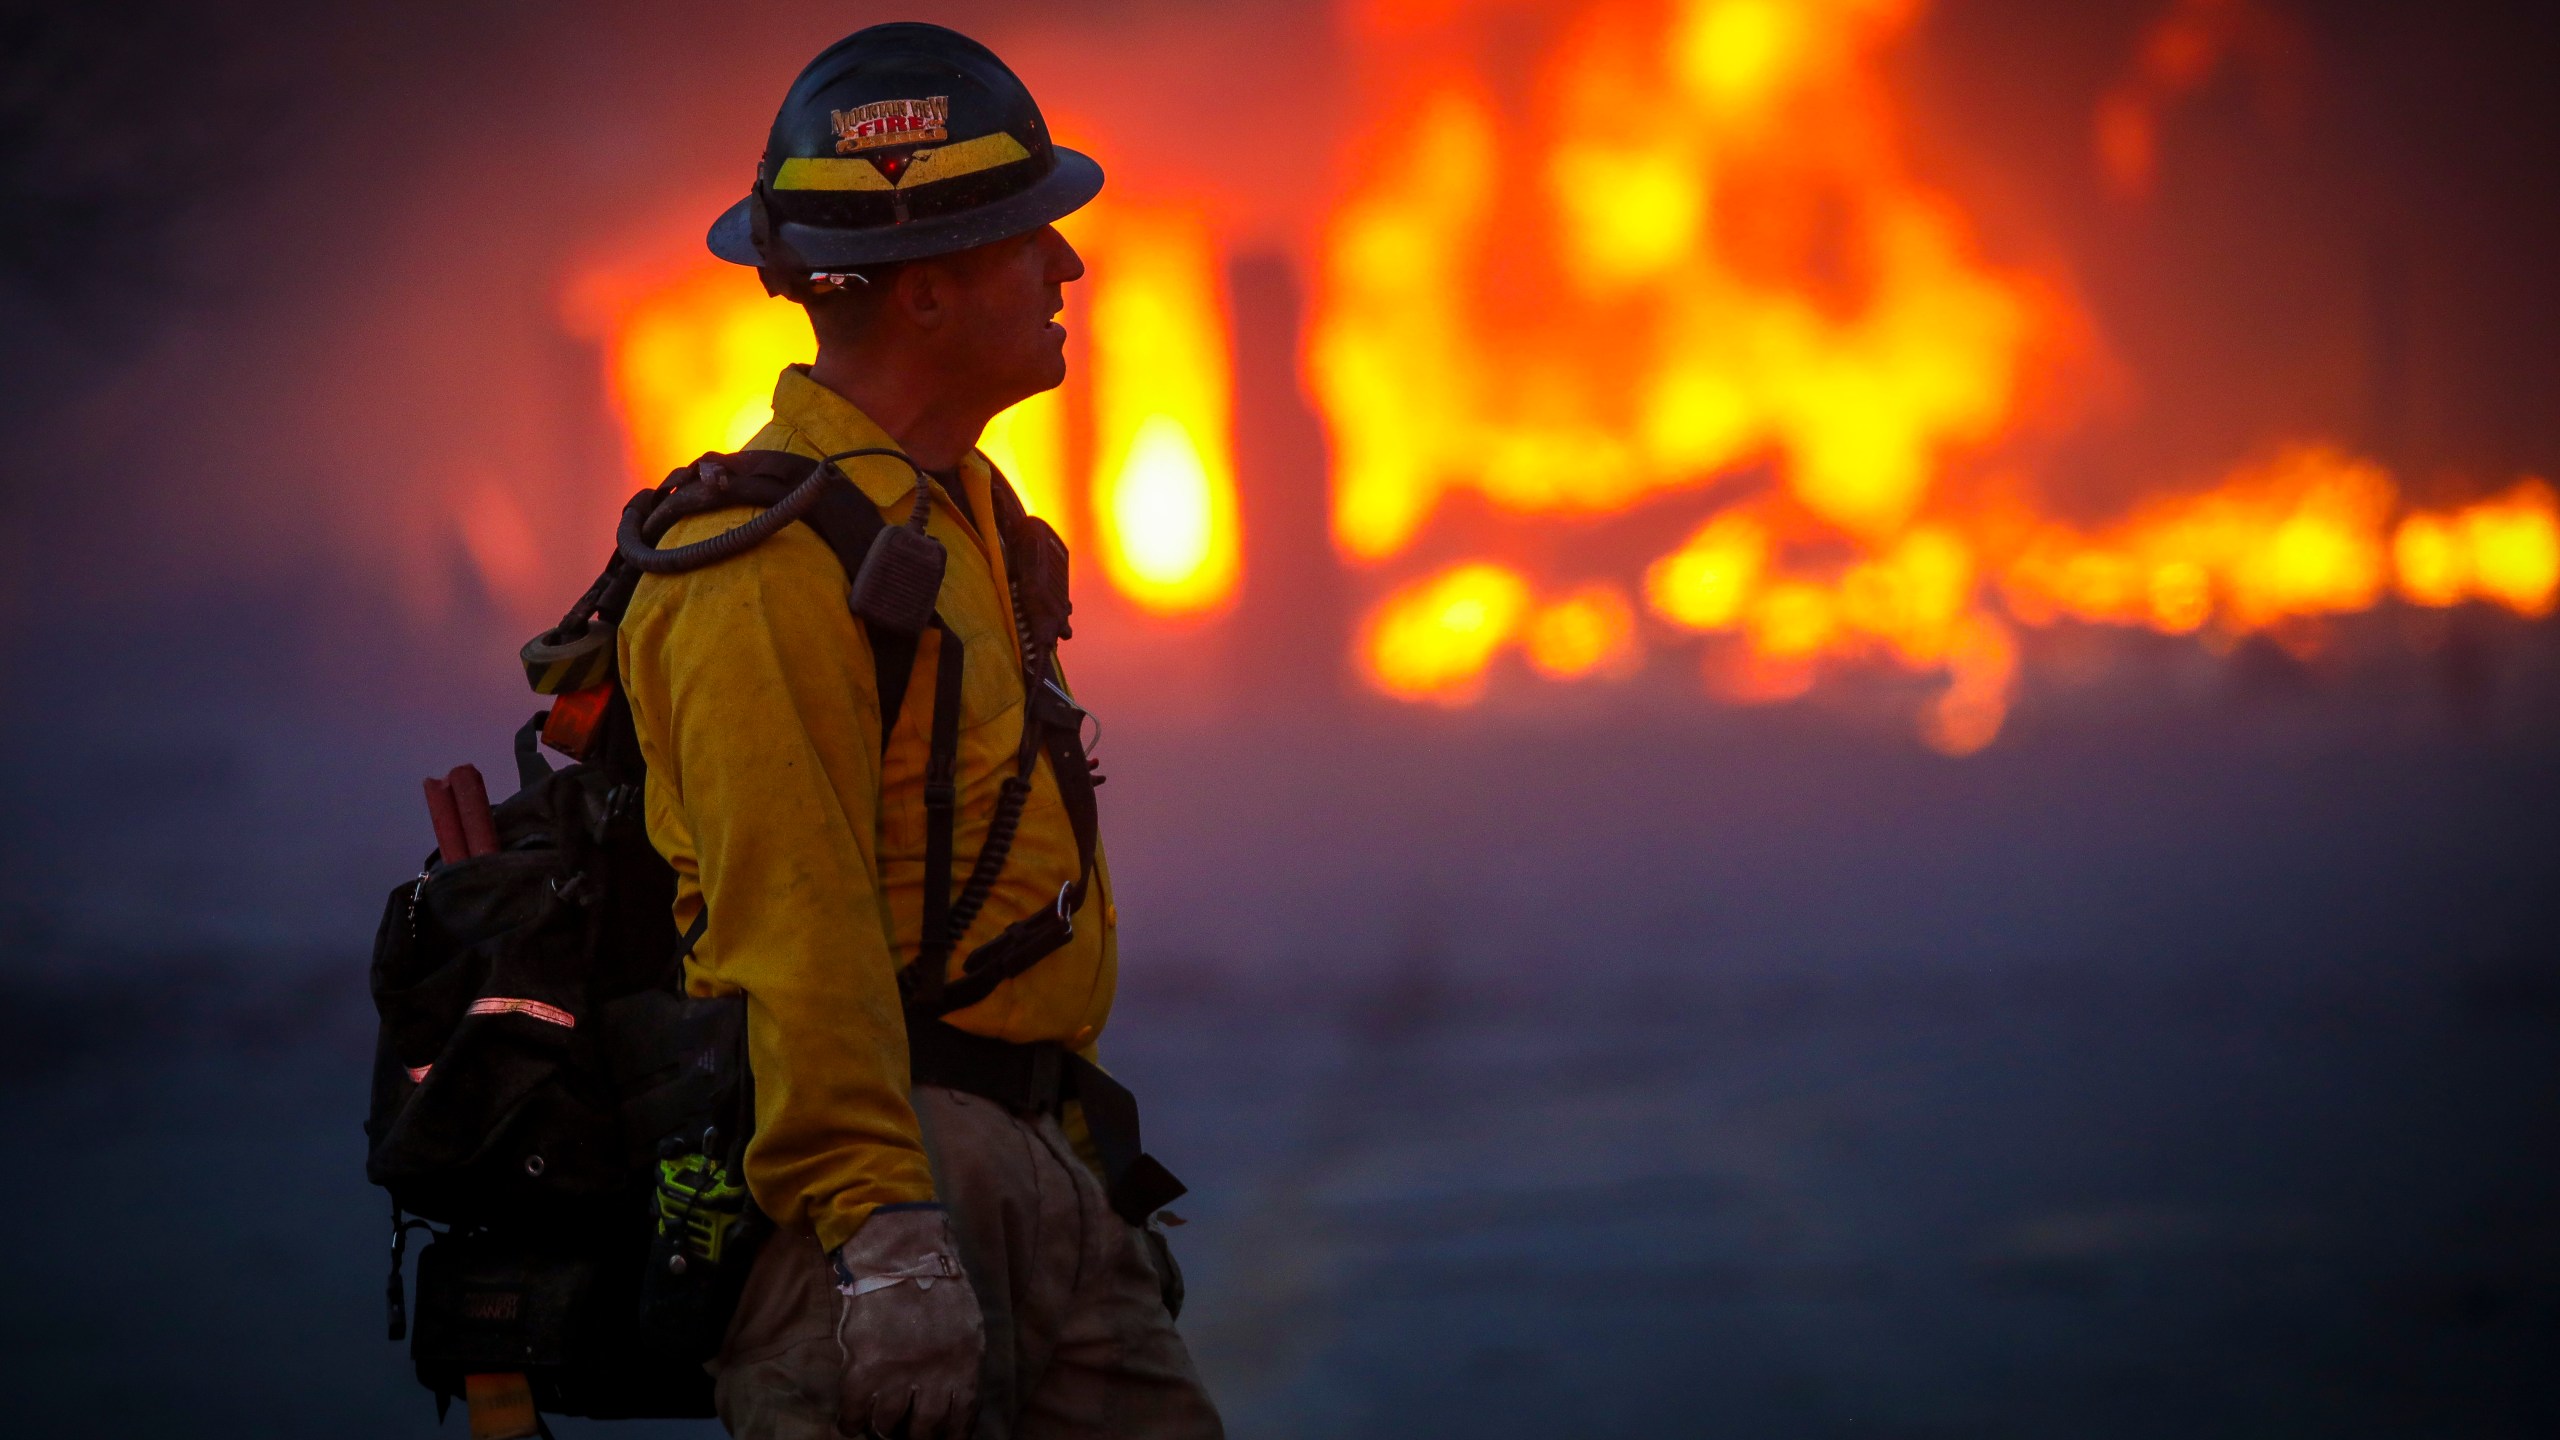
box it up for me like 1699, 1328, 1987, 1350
506, 0, 2556, 754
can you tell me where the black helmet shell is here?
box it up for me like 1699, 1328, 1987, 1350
709, 22, 1103, 269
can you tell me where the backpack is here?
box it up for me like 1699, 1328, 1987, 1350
365, 447, 1090, 1427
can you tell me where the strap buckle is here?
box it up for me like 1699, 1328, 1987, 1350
1053, 881, 1076, 930
1033, 676, 1088, 734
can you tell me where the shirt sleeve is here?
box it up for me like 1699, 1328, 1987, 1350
620, 520, 935, 1252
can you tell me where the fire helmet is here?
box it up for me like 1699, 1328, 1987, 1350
707, 22, 1103, 272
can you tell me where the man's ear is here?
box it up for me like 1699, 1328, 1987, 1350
892, 262, 947, 332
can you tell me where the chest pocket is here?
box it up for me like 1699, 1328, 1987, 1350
942, 596, 1023, 737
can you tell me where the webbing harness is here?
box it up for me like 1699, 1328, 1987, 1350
605, 448, 1177, 1223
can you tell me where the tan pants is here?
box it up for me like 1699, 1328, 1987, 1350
712, 1085, 1224, 1440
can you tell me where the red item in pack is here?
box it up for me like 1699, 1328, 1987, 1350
422, 778, 470, 865
446, 764, 501, 858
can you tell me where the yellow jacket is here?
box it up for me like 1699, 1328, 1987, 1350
618, 366, 1117, 1251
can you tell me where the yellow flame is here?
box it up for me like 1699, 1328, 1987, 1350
1645, 510, 1769, 631
1311, 83, 1499, 563
2395, 478, 2560, 617
1361, 562, 1535, 702
1310, 0, 2550, 751
1835, 527, 1974, 665
1312, 0, 2055, 559
1086, 203, 1242, 616
1675, 0, 1809, 113
2002, 446, 2397, 634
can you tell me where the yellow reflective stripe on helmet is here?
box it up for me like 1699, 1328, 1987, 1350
772, 131, 1034, 191
774, 156, 895, 191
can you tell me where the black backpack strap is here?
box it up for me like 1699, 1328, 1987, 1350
989, 465, 1100, 895
901, 463, 1102, 1021
671, 448, 930, 749
630, 450, 1090, 1020
982, 466, 1099, 885
513, 710, 555, 791
762, 452, 922, 746
900, 618, 968, 1015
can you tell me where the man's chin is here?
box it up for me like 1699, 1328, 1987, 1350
1028, 348, 1070, 395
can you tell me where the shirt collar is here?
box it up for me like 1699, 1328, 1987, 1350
769, 365, 915, 510
769, 366, 1000, 550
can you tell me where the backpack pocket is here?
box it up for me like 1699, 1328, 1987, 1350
410, 1226, 718, 1419
368, 852, 625, 1221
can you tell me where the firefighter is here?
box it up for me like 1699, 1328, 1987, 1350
616, 23, 1222, 1440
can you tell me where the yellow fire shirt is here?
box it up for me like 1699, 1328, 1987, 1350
618, 366, 1117, 1250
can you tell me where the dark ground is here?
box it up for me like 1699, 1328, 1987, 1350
3, 684, 2556, 1439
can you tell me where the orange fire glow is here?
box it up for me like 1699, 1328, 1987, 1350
568, 204, 1240, 615
567, 260, 813, 485
1316, 0, 2556, 750
1083, 202, 1243, 618
1524, 584, 1644, 680
2094, 0, 2298, 200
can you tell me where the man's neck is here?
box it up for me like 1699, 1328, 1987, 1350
808, 345, 991, 472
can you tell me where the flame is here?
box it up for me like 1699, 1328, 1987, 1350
1646, 510, 1770, 631
566, 260, 814, 485
2004, 447, 2399, 633
1325, 0, 2555, 750
569, 204, 1243, 610
975, 386, 1072, 547
1079, 201, 1243, 618
2393, 479, 2560, 618
1313, 0, 2059, 560
1362, 562, 1535, 703
1524, 584, 1644, 680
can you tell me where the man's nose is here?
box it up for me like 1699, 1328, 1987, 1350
1043, 226, 1086, 285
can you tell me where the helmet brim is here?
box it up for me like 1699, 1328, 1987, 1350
708, 145, 1104, 269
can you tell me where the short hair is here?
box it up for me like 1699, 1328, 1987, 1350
759, 262, 909, 344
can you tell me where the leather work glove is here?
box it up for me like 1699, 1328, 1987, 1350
831, 1205, 985, 1440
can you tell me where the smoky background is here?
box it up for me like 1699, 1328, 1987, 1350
0, 0, 2555, 1435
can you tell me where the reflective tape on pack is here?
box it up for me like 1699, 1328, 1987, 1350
467, 997, 577, 1028
406, 1063, 434, 1083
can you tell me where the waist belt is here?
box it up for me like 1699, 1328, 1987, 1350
905, 1018, 1187, 1226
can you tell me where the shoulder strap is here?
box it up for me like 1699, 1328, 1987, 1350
717, 450, 920, 748
985, 466, 1030, 548
902, 618, 968, 1015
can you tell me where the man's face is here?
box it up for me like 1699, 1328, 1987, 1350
924, 224, 1085, 413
